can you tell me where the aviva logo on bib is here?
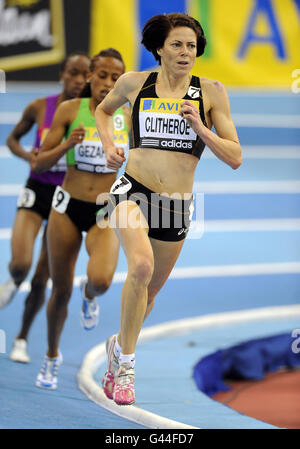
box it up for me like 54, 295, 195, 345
140, 98, 198, 114
114, 130, 129, 145
82, 127, 100, 141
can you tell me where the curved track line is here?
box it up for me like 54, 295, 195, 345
77, 344, 197, 430
77, 304, 300, 429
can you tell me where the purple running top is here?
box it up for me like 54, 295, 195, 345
29, 94, 66, 186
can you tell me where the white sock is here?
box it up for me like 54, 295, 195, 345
119, 352, 135, 368
114, 338, 122, 359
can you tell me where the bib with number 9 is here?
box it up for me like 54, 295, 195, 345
52, 186, 70, 214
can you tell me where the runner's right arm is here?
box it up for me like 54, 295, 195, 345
6, 99, 42, 162
31, 100, 83, 173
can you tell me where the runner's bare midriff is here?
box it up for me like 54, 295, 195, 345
125, 147, 198, 197
62, 166, 116, 202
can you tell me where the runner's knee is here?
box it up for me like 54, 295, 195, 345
88, 275, 112, 296
9, 260, 31, 284
51, 284, 73, 306
30, 274, 48, 294
128, 254, 154, 286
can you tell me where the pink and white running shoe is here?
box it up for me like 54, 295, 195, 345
113, 364, 135, 406
102, 335, 119, 399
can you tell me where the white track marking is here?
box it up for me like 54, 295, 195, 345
13, 261, 300, 294
77, 305, 300, 429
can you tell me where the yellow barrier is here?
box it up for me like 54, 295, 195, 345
90, 0, 300, 88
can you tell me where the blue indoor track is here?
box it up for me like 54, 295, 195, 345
0, 84, 299, 429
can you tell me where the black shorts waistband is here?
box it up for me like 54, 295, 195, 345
119, 172, 193, 215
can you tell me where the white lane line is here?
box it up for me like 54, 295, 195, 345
193, 180, 300, 194
1, 218, 300, 241
187, 218, 300, 238
0, 185, 23, 195
167, 262, 300, 279
231, 114, 300, 128
14, 262, 300, 294
0, 112, 22, 124
201, 146, 300, 159
0, 228, 44, 239
0, 146, 31, 157
0, 229, 11, 239
77, 304, 300, 429
1, 180, 300, 197
238, 146, 300, 159
204, 218, 300, 232
77, 342, 198, 429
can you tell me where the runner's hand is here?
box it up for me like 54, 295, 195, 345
29, 148, 39, 171
64, 122, 85, 149
105, 145, 125, 170
179, 100, 204, 134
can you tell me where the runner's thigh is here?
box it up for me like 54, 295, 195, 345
10, 209, 43, 265
148, 237, 185, 298
85, 220, 120, 281
111, 201, 153, 268
47, 209, 82, 286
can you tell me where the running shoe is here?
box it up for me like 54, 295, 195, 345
10, 338, 30, 363
113, 363, 135, 406
35, 351, 63, 390
0, 279, 17, 309
102, 334, 119, 399
80, 279, 99, 330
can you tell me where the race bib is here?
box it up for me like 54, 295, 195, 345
74, 137, 115, 174
113, 113, 125, 131
110, 176, 132, 195
52, 186, 70, 214
139, 98, 198, 150
50, 154, 67, 172
17, 187, 36, 208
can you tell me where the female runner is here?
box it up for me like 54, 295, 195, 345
95, 13, 242, 405
31, 48, 130, 389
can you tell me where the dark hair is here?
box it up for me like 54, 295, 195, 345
59, 51, 90, 74
90, 48, 125, 72
80, 48, 125, 98
141, 13, 206, 64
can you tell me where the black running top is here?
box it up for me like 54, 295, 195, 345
130, 72, 207, 159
